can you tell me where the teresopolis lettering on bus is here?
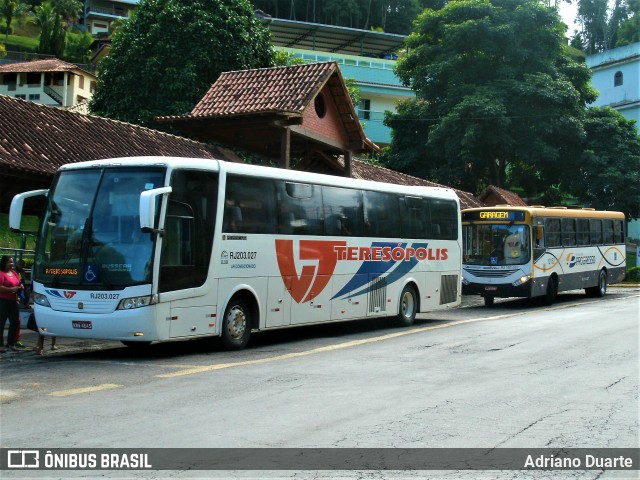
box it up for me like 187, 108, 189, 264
275, 239, 448, 304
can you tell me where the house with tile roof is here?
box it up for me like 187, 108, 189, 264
158, 62, 379, 178
260, 14, 413, 146
478, 185, 528, 207
0, 59, 97, 108
0, 94, 241, 213
0, 93, 483, 214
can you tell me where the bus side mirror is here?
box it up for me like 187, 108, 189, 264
534, 226, 544, 241
10, 189, 48, 232
139, 186, 172, 233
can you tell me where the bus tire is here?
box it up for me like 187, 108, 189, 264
484, 295, 494, 307
543, 276, 557, 306
221, 297, 252, 350
396, 285, 418, 327
586, 269, 607, 298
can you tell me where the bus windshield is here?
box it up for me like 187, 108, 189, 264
34, 167, 166, 289
463, 224, 530, 266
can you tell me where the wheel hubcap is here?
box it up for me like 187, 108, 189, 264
402, 292, 414, 318
227, 306, 246, 339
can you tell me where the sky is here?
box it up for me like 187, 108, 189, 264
558, 2, 579, 33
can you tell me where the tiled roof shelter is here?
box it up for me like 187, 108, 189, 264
0, 58, 91, 74
0, 94, 239, 212
478, 185, 528, 207
158, 62, 379, 177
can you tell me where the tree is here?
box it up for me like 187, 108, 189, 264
616, 0, 639, 46
1, 0, 29, 43
64, 30, 92, 63
383, 0, 596, 197
90, 0, 274, 127
51, 0, 82, 25
572, 0, 635, 53
567, 108, 640, 220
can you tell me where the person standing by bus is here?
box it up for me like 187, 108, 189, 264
0, 256, 24, 351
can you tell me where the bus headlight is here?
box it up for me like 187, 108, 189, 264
34, 293, 51, 307
512, 275, 531, 287
117, 295, 157, 310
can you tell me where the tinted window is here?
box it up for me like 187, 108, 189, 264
614, 220, 624, 243
562, 218, 576, 246
590, 219, 602, 245
430, 199, 458, 240
322, 186, 364, 237
545, 218, 561, 248
364, 191, 400, 238
276, 182, 323, 236
223, 175, 276, 234
399, 196, 429, 239
603, 220, 614, 244
576, 219, 589, 246
160, 170, 218, 292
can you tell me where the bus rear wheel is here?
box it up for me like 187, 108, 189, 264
221, 297, 252, 350
396, 285, 418, 327
586, 269, 607, 298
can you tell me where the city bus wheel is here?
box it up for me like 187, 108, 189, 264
121, 341, 151, 350
586, 269, 607, 298
221, 298, 252, 350
543, 276, 557, 306
396, 285, 418, 327
484, 296, 494, 307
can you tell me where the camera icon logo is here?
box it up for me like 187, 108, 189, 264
7, 450, 39, 468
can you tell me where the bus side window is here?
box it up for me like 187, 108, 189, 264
562, 218, 576, 246
603, 220, 614, 244
576, 219, 589, 246
545, 218, 561, 247
590, 219, 602, 245
614, 220, 625, 243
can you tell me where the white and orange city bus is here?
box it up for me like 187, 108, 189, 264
10, 157, 462, 349
461, 206, 626, 306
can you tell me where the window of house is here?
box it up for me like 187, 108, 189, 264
28, 94, 40, 100
314, 94, 326, 118
15, 94, 26, 99
26, 73, 40, 86
614, 71, 623, 87
79, 75, 85, 89
358, 99, 371, 121
90, 81, 97, 94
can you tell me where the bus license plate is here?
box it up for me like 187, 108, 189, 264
72, 321, 92, 329
484, 286, 497, 291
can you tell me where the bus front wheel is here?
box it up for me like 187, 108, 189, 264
543, 276, 557, 306
221, 297, 252, 350
483, 296, 494, 307
396, 285, 418, 327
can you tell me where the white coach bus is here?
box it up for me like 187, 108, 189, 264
10, 157, 462, 350
461, 206, 626, 306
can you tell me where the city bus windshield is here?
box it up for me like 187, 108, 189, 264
34, 167, 166, 289
463, 224, 531, 266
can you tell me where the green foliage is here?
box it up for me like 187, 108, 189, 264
0, 41, 6, 57
616, 13, 639, 47
251, 0, 429, 34
90, 0, 274, 128
344, 77, 361, 107
63, 29, 92, 63
51, 0, 82, 24
0, 213, 38, 251
572, 0, 636, 53
384, 0, 595, 196
1, 0, 30, 43
625, 266, 640, 282
273, 50, 304, 66
565, 107, 640, 221
3, 32, 38, 50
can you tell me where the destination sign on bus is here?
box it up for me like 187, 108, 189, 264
462, 211, 525, 222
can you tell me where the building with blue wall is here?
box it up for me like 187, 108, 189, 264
264, 17, 413, 146
587, 42, 640, 125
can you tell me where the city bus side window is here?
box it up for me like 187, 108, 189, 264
545, 218, 561, 247
614, 220, 624, 243
399, 196, 427, 239
278, 182, 323, 236
322, 186, 364, 237
223, 176, 276, 234
562, 218, 576, 246
590, 219, 602, 245
603, 220, 614, 244
576, 219, 590, 246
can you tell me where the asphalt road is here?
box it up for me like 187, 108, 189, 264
1, 288, 638, 480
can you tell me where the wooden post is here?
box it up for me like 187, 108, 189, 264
345, 151, 353, 178
280, 127, 291, 169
